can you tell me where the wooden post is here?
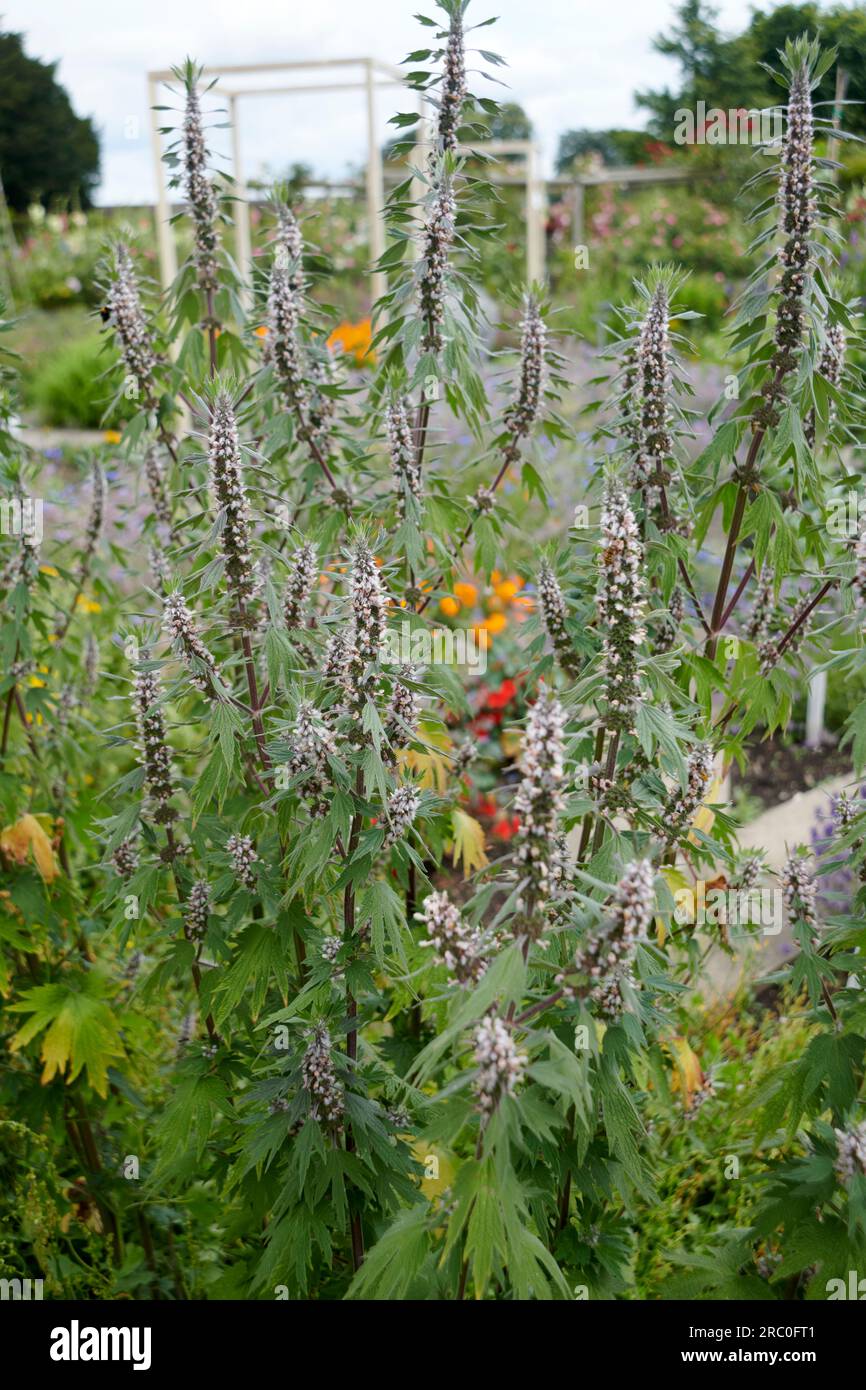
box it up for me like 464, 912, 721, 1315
805, 669, 827, 750
149, 76, 178, 293
827, 65, 849, 177
365, 60, 387, 311
526, 142, 546, 286
571, 179, 585, 248
229, 95, 254, 311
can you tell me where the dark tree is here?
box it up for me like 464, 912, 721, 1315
0, 31, 100, 210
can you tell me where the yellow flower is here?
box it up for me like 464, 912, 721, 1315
439, 596, 460, 618
75, 596, 101, 614
28, 675, 46, 688
495, 579, 519, 602
453, 581, 477, 607
39, 565, 59, 577
103, 429, 122, 444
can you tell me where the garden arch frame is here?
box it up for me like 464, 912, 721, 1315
147, 60, 547, 305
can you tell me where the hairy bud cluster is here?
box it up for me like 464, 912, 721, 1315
781, 848, 818, 931
419, 889, 487, 986
386, 398, 422, 518
573, 860, 654, 1020
668, 743, 714, 828
226, 833, 259, 890
287, 700, 336, 818
163, 590, 224, 699
209, 392, 259, 615
112, 836, 139, 881
301, 1022, 344, 1129
105, 243, 159, 407
473, 1015, 526, 1116
834, 1121, 866, 1185
133, 663, 175, 823
384, 783, 420, 845
806, 324, 846, 446
419, 177, 456, 354
283, 540, 318, 629
76, 460, 106, 588
345, 540, 389, 716
267, 259, 308, 411
437, 10, 467, 153
537, 558, 579, 677
755, 61, 815, 431
384, 666, 420, 751
513, 689, 567, 932
184, 878, 211, 941
505, 296, 546, 439
181, 80, 220, 294
631, 283, 673, 493
598, 479, 647, 728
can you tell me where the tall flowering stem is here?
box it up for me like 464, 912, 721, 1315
178, 63, 220, 352
598, 479, 647, 733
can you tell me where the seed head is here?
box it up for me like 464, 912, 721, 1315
163, 590, 224, 699
781, 847, 818, 931
537, 558, 579, 677
181, 77, 220, 294
513, 688, 567, 933
132, 661, 175, 824
226, 833, 258, 890
184, 878, 211, 941
419, 176, 456, 354
104, 242, 159, 407
386, 398, 422, 518
283, 540, 318, 629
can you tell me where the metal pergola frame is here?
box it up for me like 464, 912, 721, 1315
147, 58, 547, 307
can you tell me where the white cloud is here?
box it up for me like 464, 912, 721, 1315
2, 0, 757, 203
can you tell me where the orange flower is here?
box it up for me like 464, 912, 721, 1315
495, 579, 519, 602
255, 324, 268, 338
327, 317, 375, 366
454, 581, 477, 607
439, 596, 460, 618
481, 612, 507, 635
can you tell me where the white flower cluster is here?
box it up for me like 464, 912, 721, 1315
734, 851, 764, 893
226, 833, 259, 890
386, 398, 422, 519
834, 1121, 866, 1184
133, 663, 175, 824
505, 296, 546, 439
181, 80, 220, 294
833, 791, 859, 833
537, 558, 579, 677
287, 700, 336, 818
384, 783, 420, 846
669, 742, 714, 827
473, 1015, 526, 1116
309, 344, 339, 455
283, 540, 318, 630
513, 688, 567, 931
209, 392, 259, 614
419, 890, 487, 986
301, 1022, 344, 1129
163, 590, 223, 699
781, 848, 818, 931
419, 176, 456, 354
105, 242, 158, 406
597, 479, 647, 728
184, 878, 211, 941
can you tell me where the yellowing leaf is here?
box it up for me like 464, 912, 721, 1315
0, 814, 59, 883
687, 775, 724, 844
9, 974, 126, 1096
449, 809, 488, 877
411, 1142, 456, 1199
667, 1035, 703, 1102
399, 722, 453, 793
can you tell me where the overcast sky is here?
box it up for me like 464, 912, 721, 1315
6, 0, 760, 203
